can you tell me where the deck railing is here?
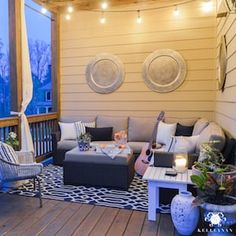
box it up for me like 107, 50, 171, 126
0, 113, 58, 161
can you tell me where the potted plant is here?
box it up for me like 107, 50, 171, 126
5, 132, 19, 151
192, 141, 236, 177
191, 142, 236, 235
77, 133, 91, 151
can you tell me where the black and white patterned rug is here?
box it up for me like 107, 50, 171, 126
9, 165, 170, 213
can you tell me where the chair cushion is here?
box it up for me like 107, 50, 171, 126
57, 140, 77, 151
175, 123, 194, 136
0, 142, 19, 164
86, 127, 113, 141
128, 116, 156, 142
196, 122, 225, 152
192, 118, 209, 136
96, 115, 128, 137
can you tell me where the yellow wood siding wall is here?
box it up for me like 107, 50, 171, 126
60, 1, 216, 119
215, 5, 236, 137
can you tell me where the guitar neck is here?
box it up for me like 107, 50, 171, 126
147, 112, 165, 150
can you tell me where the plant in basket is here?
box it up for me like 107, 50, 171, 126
77, 133, 92, 151
191, 141, 236, 234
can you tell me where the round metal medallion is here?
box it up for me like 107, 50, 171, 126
86, 53, 125, 94
218, 35, 227, 91
142, 49, 187, 93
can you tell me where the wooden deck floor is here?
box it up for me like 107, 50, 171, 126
0, 194, 205, 236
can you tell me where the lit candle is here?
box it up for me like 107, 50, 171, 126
174, 156, 187, 173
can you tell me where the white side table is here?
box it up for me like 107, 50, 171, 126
143, 167, 193, 221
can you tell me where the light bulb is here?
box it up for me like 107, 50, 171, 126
173, 6, 180, 16
41, 7, 47, 14
67, 6, 74, 13
100, 16, 106, 24
65, 14, 71, 20
101, 2, 108, 10
136, 10, 142, 24
202, 0, 213, 12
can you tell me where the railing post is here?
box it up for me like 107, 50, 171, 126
9, 0, 23, 146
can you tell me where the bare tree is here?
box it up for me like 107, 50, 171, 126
29, 39, 51, 83
0, 38, 9, 80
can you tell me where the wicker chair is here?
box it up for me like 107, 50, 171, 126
0, 151, 43, 207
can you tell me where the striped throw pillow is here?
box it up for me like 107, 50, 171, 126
75, 121, 95, 138
0, 142, 19, 164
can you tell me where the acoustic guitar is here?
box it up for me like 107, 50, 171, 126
134, 111, 165, 176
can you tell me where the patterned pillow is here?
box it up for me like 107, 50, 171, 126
75, 121, 95, 138
0, 142, 19, 164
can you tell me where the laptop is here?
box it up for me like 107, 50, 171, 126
153, 152, 174, 168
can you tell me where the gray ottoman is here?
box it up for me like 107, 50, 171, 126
63, 147, 135, 190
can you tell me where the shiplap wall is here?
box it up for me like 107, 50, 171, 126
215, 2, 236, 137
60, 1, 216, 119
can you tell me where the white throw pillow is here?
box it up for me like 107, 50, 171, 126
59, 122, 77, 140
166, 135, 199, 153
74, 121, 95, 137
156, 121, 177, 145
192, 118, 209, 136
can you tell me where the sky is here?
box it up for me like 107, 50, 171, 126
0, 0, 51, 50
0, 0, 9, 48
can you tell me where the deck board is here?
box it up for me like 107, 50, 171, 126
89, 207, 119, 236
0, 193, 207, 236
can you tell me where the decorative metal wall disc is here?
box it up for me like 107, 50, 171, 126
142, 49, 187, 93
86, 53, 125, 94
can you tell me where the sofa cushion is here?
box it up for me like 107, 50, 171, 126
156, 121, 177, 145
175, 123, 194, 136
96, 115, 128, 137
86, 127, 113, 141
60, 116, 96, 123
75, 121, 95, 137
127, 142, 148, 154
128, 116, 156, 142
59, 122, 77, 140
57, 140, 77, 151
164, 117, 197, 126
196, 122, 225, 152
192, 118, 209, 136
167, 135, 199, 153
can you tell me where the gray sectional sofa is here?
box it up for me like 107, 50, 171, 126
52, 115, 230, 166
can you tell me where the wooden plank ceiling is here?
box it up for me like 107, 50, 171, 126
38, 0, 170, 11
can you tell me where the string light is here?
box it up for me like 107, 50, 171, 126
173, 5, 180, 16
67, 5, 74, 13
202, 0, 213, 12
65, 14, 71, 20
100, 12, 106, 24
41, 6, 47, 14
136, 10, 142, 24
101, 2, 108, 10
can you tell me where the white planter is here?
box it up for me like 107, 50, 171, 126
171, 191, 200, 236
201, 197, 236, 236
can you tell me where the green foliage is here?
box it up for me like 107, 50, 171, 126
192, 141, 236, 205
5, 132, 19, 150
195, 141, 232, 173
77, 133, 92, 142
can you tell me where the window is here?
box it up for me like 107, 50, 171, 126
0, 0, 10, 118
25, 0, 52, 115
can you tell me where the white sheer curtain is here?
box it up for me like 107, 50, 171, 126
11, 0, 34, 154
